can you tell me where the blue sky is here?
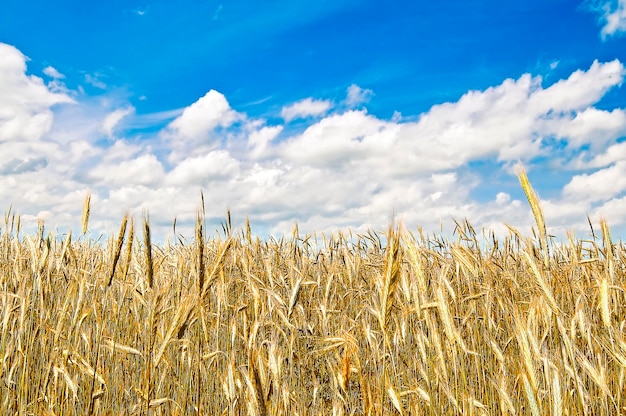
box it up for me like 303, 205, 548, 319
1, 0, 626, 241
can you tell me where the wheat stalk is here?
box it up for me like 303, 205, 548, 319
81, 192, 91, 235
143, 212, 153, 288
517, 164, 549, 267
107, 213, 128, 287
196, 210, 205, 292
122, 217, 134, 281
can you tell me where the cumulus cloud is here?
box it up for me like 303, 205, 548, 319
274, 60, 625, 182
528, 59, 624, 112
281, 97, 332, 122
571, 141, 626, 169
556, 107, 626, 150
345, 84, 374, 106
0, 43, 74, 143
84, 73, 107, 89
0, 157, 48, 175
88, 153, 166, 187
587, 0, 626, 38
43, 66, 65, 79
279, 110, 396, 167
394, 60, 624, 168
247, 125, 283, 158
102, 106, 134, 139
594, 195, 626, 225
163, 90, 243, 164
265, 60, 626, 235
168, 90, 239, 139
563, 161, 626, 202
2, 40, 626, 241
166, 151, 240, 186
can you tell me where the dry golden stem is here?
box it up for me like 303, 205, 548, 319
196, 211, 205, 293
143, 213, 153, 289
81, 192, 91, 235
122, 217, 134, 281
108, 214, 128, 287
378, 224, 401, 344
517, 164, 549, 267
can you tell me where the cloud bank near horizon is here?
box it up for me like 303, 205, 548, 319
1, 41, 626, 241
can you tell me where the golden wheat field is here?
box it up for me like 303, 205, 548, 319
1, 173, 625, 415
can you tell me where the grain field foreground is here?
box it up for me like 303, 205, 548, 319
0, 206, 625, 415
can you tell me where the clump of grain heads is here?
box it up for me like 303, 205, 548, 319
0, 186, 625, 415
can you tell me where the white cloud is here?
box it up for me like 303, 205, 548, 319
557, 107, 626, 149
281, 97, 332, 122
84, 73, 107, 89
590, 0, 626, 38
563, 161, 626, 202
279, 110, 394, 167
594, 195, 626, 225
571, 141, 626, 169
133, 107, 184, 127
496, 192, 511, 204
528, 59, 624, 113
540, 198, 592, 233
43, 66, 65, 79
247, 125, 283, 158
166, 151, 240, 186
0, 43, 74, 143
604, 2, 626, 36
88, 153, 165, 187
164, 90, 243, 165
345, 84, 374, 106
102, 106, 134, 139
265, 58, 621, 188
0, 156, 48, 175
99, 140, 144, 163
167, 90, 240, 141
393, 60, 624, 169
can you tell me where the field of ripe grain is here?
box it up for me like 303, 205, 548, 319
1, 180, 625, 415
